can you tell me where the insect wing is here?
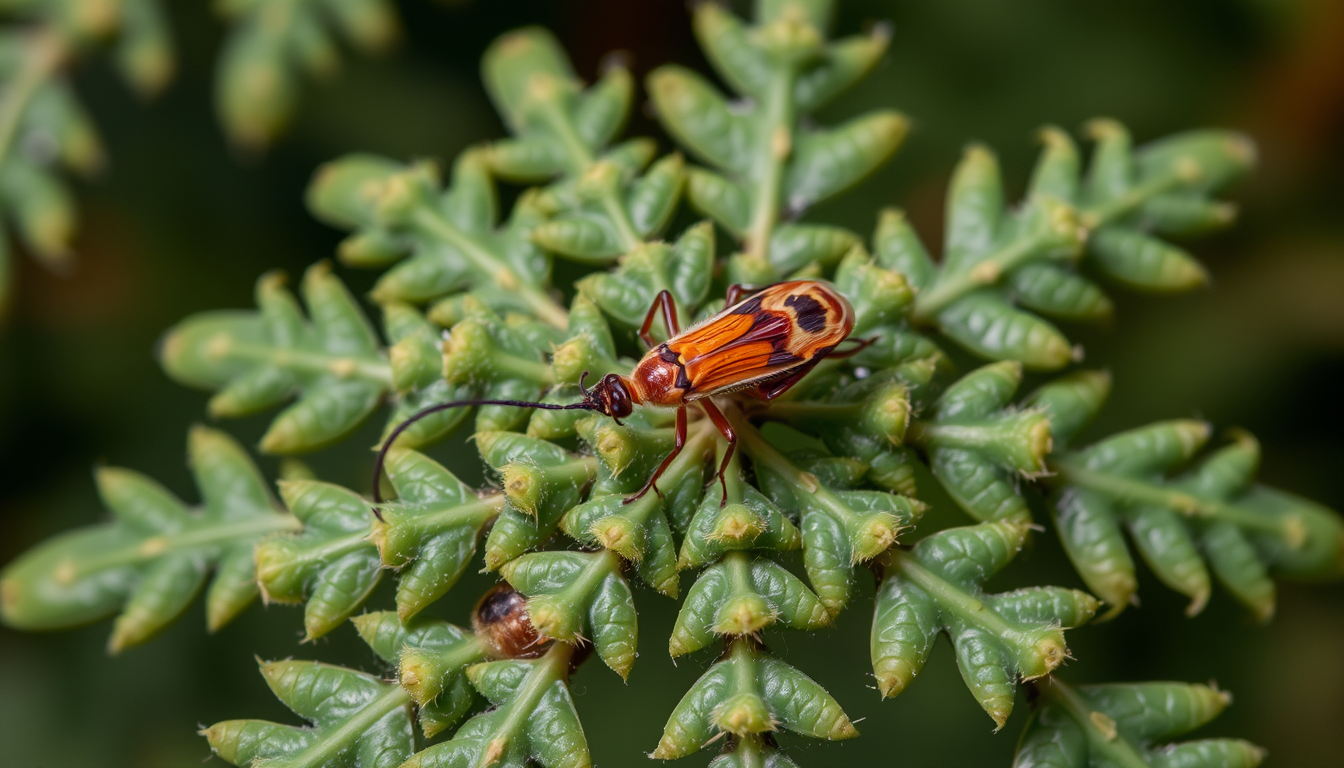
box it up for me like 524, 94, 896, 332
671, 282, 852, 398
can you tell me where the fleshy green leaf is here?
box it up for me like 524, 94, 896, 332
873, 519, 1098, 728
500, 549, 637, 679
670, 551, 829, 656
352, 611, 488, 738
1014, 679, 1263, 768
0, 427, 292, 650
368, 448, 503, 620
653, 638, 857, 759
917, 362, 1053, 522
202, 658, 414, 767
745, 422, 923, 614
159, 264, 391, 454
403, 642, 590, 768
255, 479, 381, 640
1053, 427, 1344, 620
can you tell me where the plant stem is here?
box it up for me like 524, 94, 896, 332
69, 515, 302, 579
1040, 679, 1152, 768
488, 641, 576, 747
410, 206, 569, 328
1051, 459, 1298, 541
745, 70, 796, 260
285, 683, 412, 768
890, 551, 1036, 649
225, 342, 393, 386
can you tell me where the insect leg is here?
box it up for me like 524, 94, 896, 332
625, 404, 688, 504
638, 290, 682, 348
724, 283, 765, 306
824, 336, 878, 360
699, 399, 737, 506
746, 357, 826, 402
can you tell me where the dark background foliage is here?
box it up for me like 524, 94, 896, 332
2, 0, 1342, 765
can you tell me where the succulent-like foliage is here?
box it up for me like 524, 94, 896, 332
649, 0, 904, 281
0, 427, 292, 651
872, 519, 1098, 729
912, 361, 1053, 522
3, 1, 1342, 767
203, 657, 416, 768
653, 638, 858, 760
1033, 373, 1344, 620
160, 264, 393, 453
500, 549, 637, 680
407, 643, 590, 768
898, 122, 1253, 369
215, 0, 398, 147
1014, 679, 1263, 768
353, 611, 488, 738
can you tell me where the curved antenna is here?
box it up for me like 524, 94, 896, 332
371, 397, 592, 510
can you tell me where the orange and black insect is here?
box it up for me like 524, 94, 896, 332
372, 280, 868, 509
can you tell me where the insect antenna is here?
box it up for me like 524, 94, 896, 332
371, 391, 595, 509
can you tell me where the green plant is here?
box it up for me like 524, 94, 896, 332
3, 1, 1341, 766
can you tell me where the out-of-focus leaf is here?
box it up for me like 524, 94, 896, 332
216, 0, 398, 147
648, 2, 903, 279
0, 427, 292, 650
159, 264, 390, 454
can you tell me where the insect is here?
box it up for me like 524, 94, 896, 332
472, 583, 546, 659
372, 280, 865, 509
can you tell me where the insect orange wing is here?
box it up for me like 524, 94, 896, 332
667, 280, 854, 398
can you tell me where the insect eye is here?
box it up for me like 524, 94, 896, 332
606, 376, 633, 418
472, 583, 545, 659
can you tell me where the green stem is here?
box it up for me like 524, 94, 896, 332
912, 231, 1056, 321
734, 416, 859, 527
565, 550, 620, 603
745, 69, 796, 260
226, 343, 392, 386
537, 97, 595, 173
599, 185, 642, 250
1080, 172, 1184, 226
493, 351, 555, 385
0, 28, 66, 168
488, 639, 576, 747
410, 206, 569, 329
725, 550, 752, 593
1041, 679, 1152, 768
69, 515, 302, 579
286, 683, 412, 768
1051, 460, 1293, 539
891, 552, 1035, 649
409, 496, 504, 536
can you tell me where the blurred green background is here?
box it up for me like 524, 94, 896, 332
2, 0, 1342, 765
